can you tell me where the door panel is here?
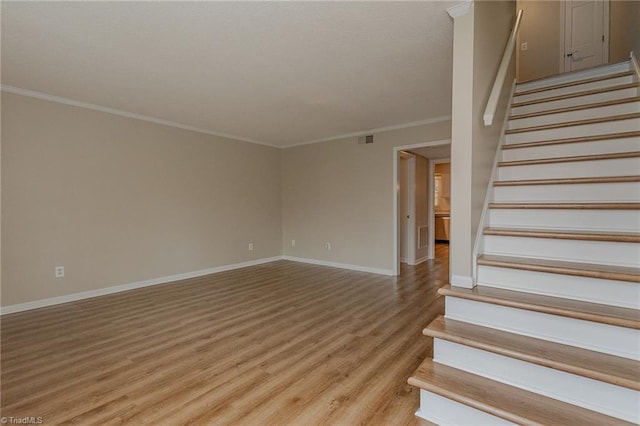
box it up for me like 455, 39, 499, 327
564, 0, 606, 72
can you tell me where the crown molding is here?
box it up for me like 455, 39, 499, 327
447, 0, 473, 19
0, 85, 279, 148
286, 115, 452, 148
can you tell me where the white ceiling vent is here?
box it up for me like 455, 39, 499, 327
357, 135, 374, 145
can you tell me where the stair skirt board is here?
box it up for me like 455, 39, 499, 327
433, 340, 640, 423
500, 136, 640, 161
497, 157, 640, 180
505, 118, 640, 144
482, 235, 640, 267
493, 182, 640, 202
511, 87, 640, 115
417, 390, 516, 426
515, 62, 632, 93
444, 297, 640, 360
488, 209, 640, 232
477, 266, 640, 309
513, 74, 636, 104
508, 101, 640, 130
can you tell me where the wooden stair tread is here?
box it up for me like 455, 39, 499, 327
505, 113, 640, 135
484, 227, 640, 243
498, 151, 640, 167
512, 83, 639, 108
494, 175, 640, 186
438, 284, 640, 329
502, 131, 640, 150
510, 96, 640, 121
408, 359, 634, 426
477, 254, 640, 283
425, 316, 640, 390
488, 202, 640, 210
514, 71, 635, 97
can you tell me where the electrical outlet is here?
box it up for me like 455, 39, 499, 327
325, 242, 331, 251
55, 266, 64, 278
248, 242, 254, 251
291, 239, 296, 247
521, 41, 528, 51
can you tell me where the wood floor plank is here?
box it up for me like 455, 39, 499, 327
1, 247, 448, 425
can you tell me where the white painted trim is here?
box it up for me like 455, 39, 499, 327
0, 256, 283, 315
483, 9, 523, 126
393, 139, 451, 276
430, 157, 450, 262
406, 155, 417, 265
410, 256, 429, 266
282, 256, 394, 276
447, 0, 473, 19
631, 51, 640, 80
289, 116, 452, 148
451, 274, 474, 288
0, 85, 278, 148
1, 85, 452, 151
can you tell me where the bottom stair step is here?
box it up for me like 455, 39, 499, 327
408, 359, 634, 426
424, 315, 640, 390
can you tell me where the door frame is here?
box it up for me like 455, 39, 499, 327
559, 0, 610, 74
430, 157, 451, 259
399, 151, 416, 264
392, 139, 450, 276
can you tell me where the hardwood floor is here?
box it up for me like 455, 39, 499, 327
1, 246, 448, 425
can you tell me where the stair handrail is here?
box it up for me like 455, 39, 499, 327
483, 9, 523, 126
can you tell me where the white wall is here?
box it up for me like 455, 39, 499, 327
282, 121, 451, 272
2, 92, 283, 306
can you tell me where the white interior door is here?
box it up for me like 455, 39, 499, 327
399, 153, 416, 265
563, 0, 607, 72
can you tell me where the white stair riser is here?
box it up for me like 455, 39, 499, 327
511, 87, 640, 116
501, 137, 640, 161
445, 297, 640, 359
488, 209, 640, 233
482, 235, 640, 267
477, 265, 640, 309
494, 182, 640, 202
434, 340, 640, 423
505, 118, 640, 144
515, 62, 632, 93
508, 102, 640, 130
498, 157, 640, 181
513, 75, 637, 104
417, 390, 515, 426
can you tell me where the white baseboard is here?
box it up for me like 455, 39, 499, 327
0, 256, 283, 315
451, 274, 474, 288
411, 256, 429, 266
282, 255, 394, 276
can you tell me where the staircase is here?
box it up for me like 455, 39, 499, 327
409, 60, 640, 425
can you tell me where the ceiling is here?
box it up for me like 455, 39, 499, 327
1, 1, 454, 148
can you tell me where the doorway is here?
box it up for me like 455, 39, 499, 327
560, 0, 609, 73
393, 140, 451, 276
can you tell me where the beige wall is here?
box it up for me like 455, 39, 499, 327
282, 121, 451, 272
516, 1, 561, 82
2, 92, 282, 306
610, 1, 640, 62
450, 0, 515, 285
